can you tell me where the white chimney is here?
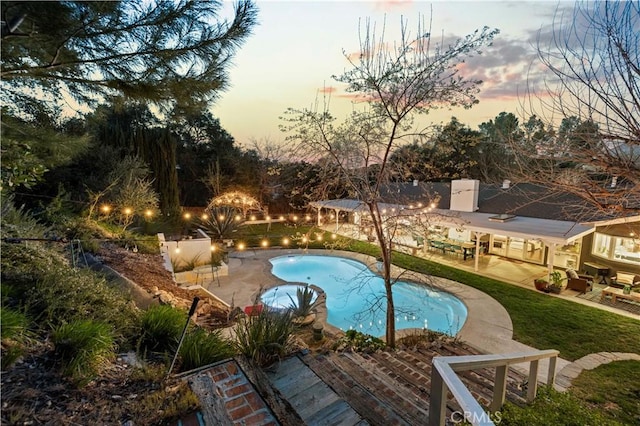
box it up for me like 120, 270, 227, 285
611, 176, 618, 188
450, 179, 479, 212
502, 179, 511, 189
413, 179, 419, 187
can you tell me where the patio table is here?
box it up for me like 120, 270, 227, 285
600, 286, 640, 304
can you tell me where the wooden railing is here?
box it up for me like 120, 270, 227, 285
429, 349, 559, 426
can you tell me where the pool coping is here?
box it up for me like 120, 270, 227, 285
223, 248, 514, 353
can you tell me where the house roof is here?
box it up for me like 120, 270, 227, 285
423, 208, 594, 244
310, 199, 404, 214
380, 181, 636, 222
310, 199, 594, 244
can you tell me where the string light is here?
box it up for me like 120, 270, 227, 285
123, 207, 132, 215
183, 212, 191, 220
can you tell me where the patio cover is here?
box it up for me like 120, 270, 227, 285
310, 199, 595, 245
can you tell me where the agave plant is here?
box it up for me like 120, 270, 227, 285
288, 285, 316, 318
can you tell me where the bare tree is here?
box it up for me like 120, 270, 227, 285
518, 0, 640, 219
282, 16, 498, 347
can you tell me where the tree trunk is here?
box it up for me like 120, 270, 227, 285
368, 201, 396, 348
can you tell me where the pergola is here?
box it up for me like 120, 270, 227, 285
207, 191, 264, 217
310, 199, 595, 275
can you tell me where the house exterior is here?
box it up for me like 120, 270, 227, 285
310, 179, 640, 279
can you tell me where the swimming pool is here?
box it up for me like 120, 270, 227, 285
268, 255, 467, 337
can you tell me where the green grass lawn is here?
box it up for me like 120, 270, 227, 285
385, 249, 640, 361
569, 360, 640, 424
233, 225, 640, 361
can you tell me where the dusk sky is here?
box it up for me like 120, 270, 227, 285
213, 1, 570, 147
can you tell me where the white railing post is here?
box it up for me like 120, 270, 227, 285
429, 363, 448, 426
527, 360, 539, 402
491, 365, 508, 412
428, 350, 559, 426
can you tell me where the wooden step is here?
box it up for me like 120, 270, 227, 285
265, 355, 365, 425
327, 351, 429, 425
301, 353, 403, 426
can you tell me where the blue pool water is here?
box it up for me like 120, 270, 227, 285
268, 255, 467, 337
261, 284, 318, 309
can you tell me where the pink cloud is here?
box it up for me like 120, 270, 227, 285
374, 0, 413, 12
318, 86, 337, 94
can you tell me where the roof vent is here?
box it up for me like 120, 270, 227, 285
413, 179, 419, 187
502, 179, 511, 189
489, 214, 517, 222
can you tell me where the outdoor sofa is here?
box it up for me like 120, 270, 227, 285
611, 271, 640, 288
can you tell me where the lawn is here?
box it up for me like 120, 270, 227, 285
381, 243, 639, 361
234, 224, 640, 361
569, 360, 640, 424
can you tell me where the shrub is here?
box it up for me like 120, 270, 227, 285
52, 320, 116, 386
139, 305, 187, 354
0, 307, 29, 340
288, 285, 316, 318
135, 381, 200, 424
0, 307, 31, 369
172, 254, 204, 273
0, 197, 46, 239
339, 330, 386, 352
234, 308, 295, 367
500, 386, 620, 425
1, 241, 140, 344
179, 327, 235, 372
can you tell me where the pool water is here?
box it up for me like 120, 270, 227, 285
261, 284, 318, 309
268, 255, 467, 337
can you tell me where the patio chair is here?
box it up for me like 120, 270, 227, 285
430, 240, 445, 253
565, 269, 593, 294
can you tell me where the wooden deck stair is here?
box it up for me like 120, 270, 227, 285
293, 342, 528, 425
